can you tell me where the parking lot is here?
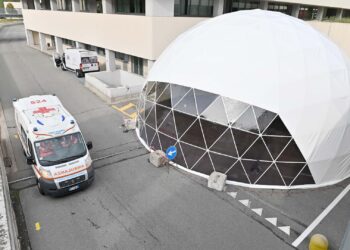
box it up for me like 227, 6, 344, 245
0, 23, 349, 250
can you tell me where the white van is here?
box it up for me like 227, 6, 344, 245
13, 95, 95, 196
53, 48, 100, 78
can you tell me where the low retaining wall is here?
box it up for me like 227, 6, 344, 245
85, 70, 144, 103
0, 103, 20, 250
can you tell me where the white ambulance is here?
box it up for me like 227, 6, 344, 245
53, 48, 100, 78
13, 95, 95, 196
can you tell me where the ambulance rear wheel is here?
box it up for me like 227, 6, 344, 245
37, 180, 45, 195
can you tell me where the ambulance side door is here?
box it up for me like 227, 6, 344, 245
19, 126, 29, 156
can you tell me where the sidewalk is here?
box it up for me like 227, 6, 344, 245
0, 102, 20, 250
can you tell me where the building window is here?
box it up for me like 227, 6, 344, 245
96, 0, 102, 13
57, 0, 72, 11
114, 0, 145, 14
80, 0, 88, 11
325, 8, 337, 19
298, 6, 318, 20
344, 10, 350, 18
96, 47, 105, 56
62, 38, 74, 46
131, 56, 143, 75
115, 52, 129, 62
27, 0, 35, 9
267, 3, 292, 15
174, 0, 214, 17
40, 0, 51, 10
224, 0, 259, 13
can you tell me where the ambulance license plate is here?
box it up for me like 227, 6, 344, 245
69, 185, 79, 191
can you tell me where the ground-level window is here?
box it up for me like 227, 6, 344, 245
115, 52, 129, 63
174, 0, 214, 17
62, 38, 74, 46
96, 47, 105, 56
298, 6, 318, 20
114, 0, 145, 14
131, 56, 143, 76
224, 0, 259, 13
267, 2, 292, 15
344, 10, 350, 18
324, 8, 337, 19
85, 45, 97, 53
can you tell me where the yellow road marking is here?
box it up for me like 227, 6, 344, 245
112, 104, 137, 119
14, 134, 18, 139
35, 222, 41, 231
119, 103, 135, 112
130, 112, 137, 119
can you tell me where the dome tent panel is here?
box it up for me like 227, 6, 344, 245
137, 10, 350, 188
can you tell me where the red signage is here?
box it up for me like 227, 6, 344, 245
33, 107, 55, 114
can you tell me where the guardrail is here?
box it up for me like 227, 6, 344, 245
0, 8, 23, 17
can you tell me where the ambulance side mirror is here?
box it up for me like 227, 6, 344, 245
86, 141, 93, 150
26, 158, 35, 165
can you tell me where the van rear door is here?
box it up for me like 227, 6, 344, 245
80, 57, 99, 72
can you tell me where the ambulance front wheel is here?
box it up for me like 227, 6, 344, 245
37, 179, 45, 196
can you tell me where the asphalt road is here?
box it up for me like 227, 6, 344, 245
0, 23, 349, 250
0, 23, 297, 250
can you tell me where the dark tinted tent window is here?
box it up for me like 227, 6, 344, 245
139, 81, 313, 186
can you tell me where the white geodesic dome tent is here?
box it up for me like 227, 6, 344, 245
142, 10, 350, 187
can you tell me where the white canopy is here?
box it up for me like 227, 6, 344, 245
147, 10, 350, 186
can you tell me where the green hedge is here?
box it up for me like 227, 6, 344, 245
323, 17, 350, 23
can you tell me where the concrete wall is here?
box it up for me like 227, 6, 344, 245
308, 21, 350, 57
22, 9, 207, 60
85, 70, 144, 103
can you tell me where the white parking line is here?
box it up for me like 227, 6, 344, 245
292, 183, 350, 247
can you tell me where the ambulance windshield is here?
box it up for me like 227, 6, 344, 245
34, 132, 87, 166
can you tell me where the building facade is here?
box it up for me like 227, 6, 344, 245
22, 0, 350, 78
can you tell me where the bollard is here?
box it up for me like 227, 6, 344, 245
309, 234, 329, 250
